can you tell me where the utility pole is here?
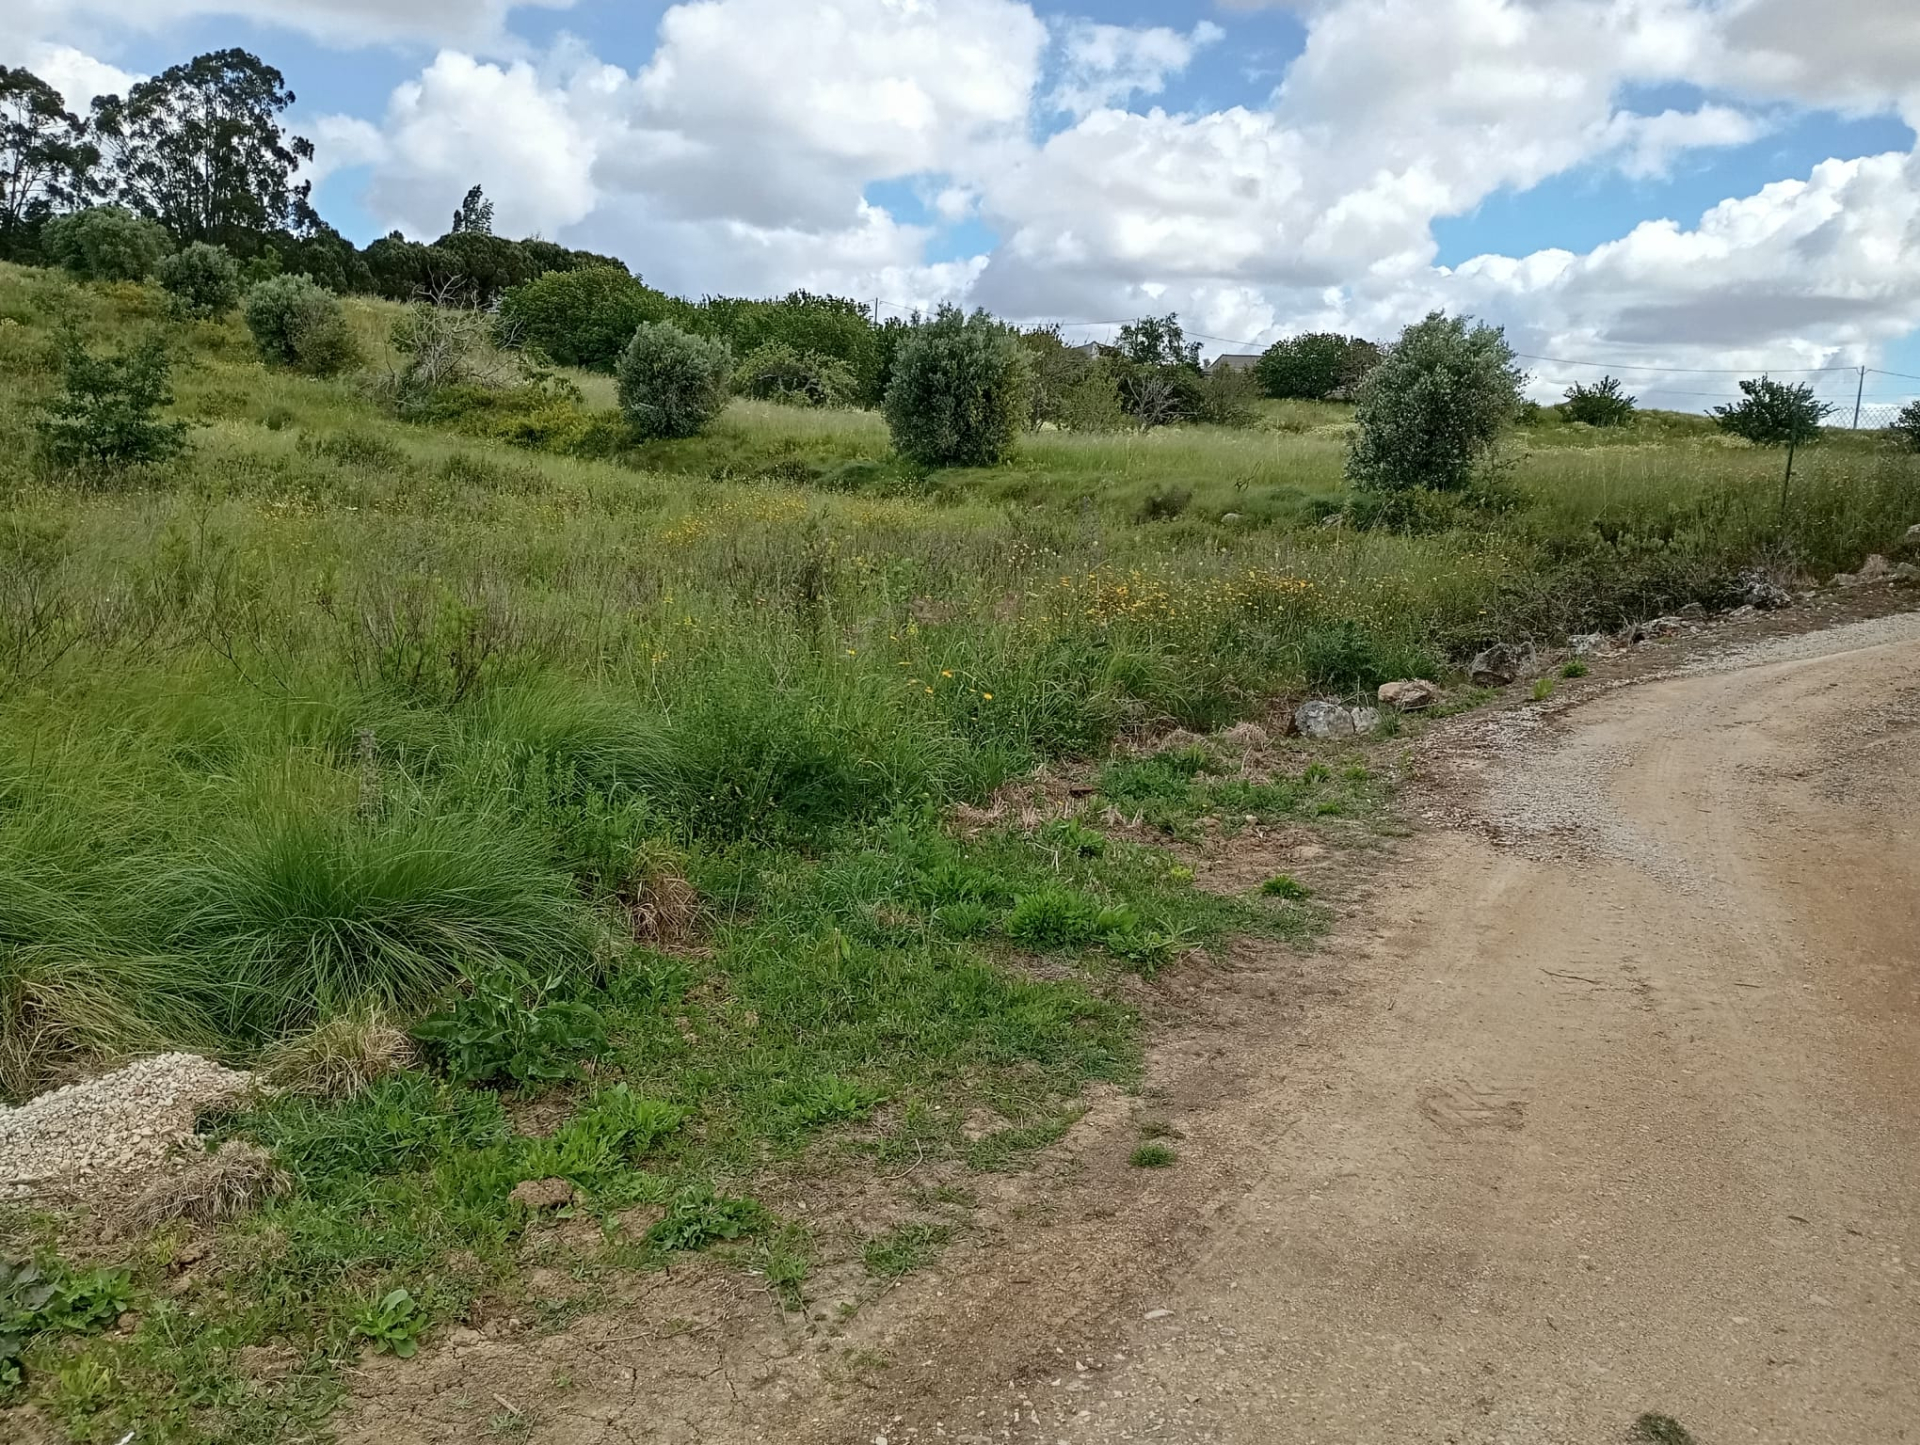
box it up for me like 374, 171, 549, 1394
1853, 365, 1866, 429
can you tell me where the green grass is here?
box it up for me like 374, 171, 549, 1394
0, 260, 1915, 1441
1129, 1143, 1177, 1168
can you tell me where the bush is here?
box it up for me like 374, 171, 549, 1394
157, 242, 242, 318
35, 328, 189, 467
495, 267, 680, 371
733, 341, 857, 407
1256, 333, 1381, 400
41, 206, 173, 282
243, 273, 361, 376
1346, 311, 1525, 493
1895, 400, 1920, 453
1562, 375, 1637, 427
1711, 376, 1834, 448
615, 321, 733, 440
885, 305, 1032, 466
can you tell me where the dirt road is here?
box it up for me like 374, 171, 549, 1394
343, 610, 1920, 1445
1006, 612, 1920, 1444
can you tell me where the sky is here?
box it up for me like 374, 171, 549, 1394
7, 0, 1920, 414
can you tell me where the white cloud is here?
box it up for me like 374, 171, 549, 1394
339, 48, 625, 240
3, 0, 572, 51
25, 0, 1920, 374
1049, 19, 1223, 118
19, 41, 138, 108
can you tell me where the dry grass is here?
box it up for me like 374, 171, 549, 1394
256, 1005, 415, 1101
125, 1141, 290, 1232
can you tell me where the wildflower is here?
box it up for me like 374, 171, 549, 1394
982, 692, 994, 700
941, 669, 953, 678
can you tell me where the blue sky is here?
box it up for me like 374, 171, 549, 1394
10, 0, 1920, 403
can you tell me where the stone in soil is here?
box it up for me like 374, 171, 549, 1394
1378, 679, 1439, 712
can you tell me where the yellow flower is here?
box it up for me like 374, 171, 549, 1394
846, 648, 857, 656
982, 692, 994, 700
940, 669, 953, 678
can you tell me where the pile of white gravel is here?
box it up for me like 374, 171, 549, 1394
0, 1053, 255, 1202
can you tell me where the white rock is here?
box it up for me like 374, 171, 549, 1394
1293, 700, 1356, 739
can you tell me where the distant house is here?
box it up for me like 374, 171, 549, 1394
1209, 353, 1262, 374
1069, 341, 1106, 358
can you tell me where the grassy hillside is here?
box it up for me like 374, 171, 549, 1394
0, 261, 1914, 1441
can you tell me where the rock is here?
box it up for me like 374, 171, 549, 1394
1319, 513, 1346, 529
1631, 616, 1686, 642
1833, 554, 1891, 587
1727, 604, 1757, 620
1569, 633, 1611, 657
1895, 562, 1919, 583
1220, 512, 1245, 523
1901, 523, 1920, 557
1377, 679, 1440, 712
1678, 602, 1708, 620
1293, 700, 1357, 739
1469, 643, 1534, 686
507, 1178, 577, 1212
1738, 569, 1792, 610
1349, 706, 1381, 736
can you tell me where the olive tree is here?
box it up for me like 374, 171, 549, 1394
1346, 312, 1526, 493
615, 322, 732, 440
883, 306, 1031, 466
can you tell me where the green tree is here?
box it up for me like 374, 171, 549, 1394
1, 66, 100, 260
243, 272, 360, 376
883, 305, 1031, 467
732, 341, 856, 407
1255, 333, 1380, 401
496, 266, 679, 370
1346, 312, 1526, 493
616, 322, 733, 440
1562, 375, 1637, 427
91, 49, 316, 248
42, 204, 172, 280
158, 241, 242, 317
36, 328, 189, 466
1117, 313, 1201, 368
450, 183, 494, 236
1711, 376, 1836, 506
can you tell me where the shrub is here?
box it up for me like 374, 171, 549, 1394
1256, 333, 1381, 401
35, 328, 189, 466
1895, 400, 1920, 452
496, 266, 680, 371
616, 322, 732, 440
243, 273, 360, 376
157, 242, 241, 318
1346, 311, 1525, 493
41, 206, 172, 281
884, 305, 1031, 467
733, 341, 857, 407
1196, 362, 1259, 426
386, 301, 501, 405
1562, 375, 1637, 427
1894, 399, 1920, 452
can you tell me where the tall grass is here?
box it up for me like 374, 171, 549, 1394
0, 260, 1915, 1093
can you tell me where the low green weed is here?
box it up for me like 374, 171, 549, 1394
1261, 875, 1312, 901
646, 1186, 768, 1251
1561, 659, 1589, 678
350, 1288, 428, 1358
411, 968, 609, 1089
1129, 1143, 1177, 1168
